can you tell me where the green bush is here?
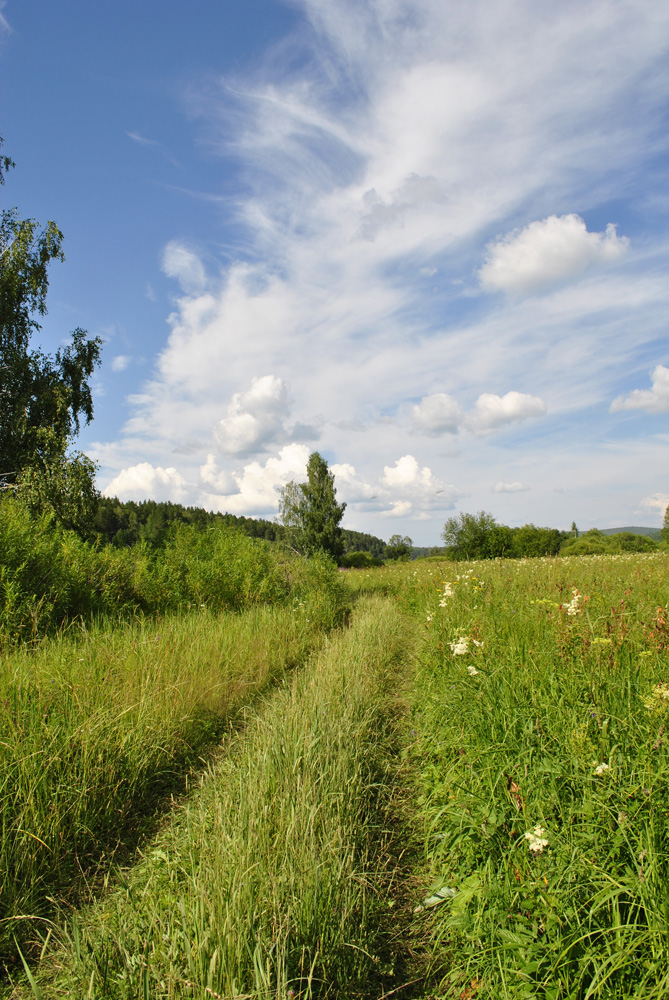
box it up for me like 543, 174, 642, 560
0, 497, 350, 646
560, 529, 659, 556
340, 550, 384, 568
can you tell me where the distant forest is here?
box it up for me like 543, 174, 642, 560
93, 497, 387, 558
92, 498, 665, 563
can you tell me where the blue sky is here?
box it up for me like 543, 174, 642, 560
2, 0, 668, 544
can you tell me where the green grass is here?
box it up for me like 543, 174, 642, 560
0, 573, 347, 964
399, 552, 669, 999
8, 549, 669, 999
13, 596, 415, 999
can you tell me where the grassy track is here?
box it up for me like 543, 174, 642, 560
9, 595, 415, 999
393, 553, 669, 999
0, 595, 345, 963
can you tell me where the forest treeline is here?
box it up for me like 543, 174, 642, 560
93, 496, 387, 558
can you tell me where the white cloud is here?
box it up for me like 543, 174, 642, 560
638, 492, 669, 515
611, 365, 669, 414
161, 241, 207, 295
470, 392, 547, 433
493, 481, 530, 493
104, 445, 311, 516
213, 375, 292, 455
199, 454, 236, 494
329, 462, 378, 502
479, 215, 629, 296
411, 393, 464, 435
111, 355, 131, 373
104, 463, 196, 505
91, 0, 669, 541
220, 443, 310, 514
379, 454, 459, 517
409, 389, 547, 437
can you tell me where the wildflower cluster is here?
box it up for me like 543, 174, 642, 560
525, 825, 549, 854
644, 682, 669, 713
450, 636, 483, 656
593, 762, 610, 776
566, 589, 583, 616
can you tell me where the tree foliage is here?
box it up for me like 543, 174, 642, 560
94, 497, 286, 548
279, 452, 346, 561
443, 511, 568, 561
662, 506, 669, 545
384, 533, 413, 561
442, 511, 500, 560
0, 137, 102, 533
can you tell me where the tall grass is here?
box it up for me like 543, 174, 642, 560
400, 553, 669, 998
0, 554, 349, 962
22, 597, 413, 1000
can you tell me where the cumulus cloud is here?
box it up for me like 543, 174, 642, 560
479, 215, 629, 296
329, 462, 379, 503
213, 375, 292, 456
379, 455, 459, 518
638, 492, 669, 515
470, 392, 547, 433
411, 393, 464, 435
410, 390, 546, 436
162, 241, 207, 295
111, 355, 131, 373
328, 455, 460, 520
217, 443, 311, 514
104, 463, 196, 505
105, 445, 311, 516
611, 365, 669, 414
200, 454, 236, 494
493, 481, 530, 493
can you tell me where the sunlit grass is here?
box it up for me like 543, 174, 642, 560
20, 596, 414, 999
0, 596, 341, 962
401, 552, 669, 999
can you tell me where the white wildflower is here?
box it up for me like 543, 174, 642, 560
594, 762, 610, 776
525, 825, 549, 854
467, 665, 479, 676
566, 588, 582, 616
450, 637, 469, 655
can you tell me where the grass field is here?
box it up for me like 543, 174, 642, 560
0, 554, 349, 967
396, 552, 669, 999
3, 551, 669, 999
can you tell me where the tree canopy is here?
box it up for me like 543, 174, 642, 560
442, 511, 568, 560
278, 451, 347, 561
0, 137, 102, 534
384, 534, 413, 561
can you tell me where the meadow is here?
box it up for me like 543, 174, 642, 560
372, 551, 669, 999
3, 541, 669, 999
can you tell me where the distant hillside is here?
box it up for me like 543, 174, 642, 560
600, 526, 662, 541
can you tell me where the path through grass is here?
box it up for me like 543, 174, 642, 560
9, 595, 416, 999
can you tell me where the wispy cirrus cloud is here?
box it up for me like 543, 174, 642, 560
95, 0, 669, 536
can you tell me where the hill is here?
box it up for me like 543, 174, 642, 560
600, 525, 662, 541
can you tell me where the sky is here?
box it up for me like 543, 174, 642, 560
1, 0, 668, 545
